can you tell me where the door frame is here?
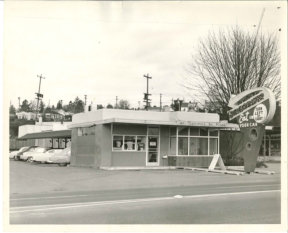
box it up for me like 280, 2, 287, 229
146, 126, 160, 166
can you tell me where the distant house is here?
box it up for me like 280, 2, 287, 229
180, 101, 198, 112
44, 109, 73, 122
16, 112, 41, 120
44, 111, 63, 121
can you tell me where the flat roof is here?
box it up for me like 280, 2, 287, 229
68, 109, 237, 129
18, 130, 71, 140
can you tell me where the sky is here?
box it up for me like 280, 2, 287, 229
3, 1, 286, 109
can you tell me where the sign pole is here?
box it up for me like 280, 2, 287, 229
228, 87, 276, 173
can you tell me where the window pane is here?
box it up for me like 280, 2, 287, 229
113, 136, 123, 150
189, 138, 199, 155
190, 128, 199, 136
199, 138, 208, 155
178, 127, 189, 136
209, 130, 219, 136
137, 136, 146, 151
78, 128, 83, 136
124, 136, 136, 150
148, 127, 159, 135
77, 127, 95, 136
170, 127, 176, 136
148, 152, 157, 162
170, 137, 176, 155
209, 138, 218, 155
200, 128, 208, 136
178, 137, 188, 155
190, 138, 208, 155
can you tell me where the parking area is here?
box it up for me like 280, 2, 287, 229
9, 159, 281, 196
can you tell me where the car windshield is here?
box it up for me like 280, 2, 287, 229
27, 147, 37, 152
19, 147, 29, 152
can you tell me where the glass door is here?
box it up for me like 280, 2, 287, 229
146, 127, 160, 166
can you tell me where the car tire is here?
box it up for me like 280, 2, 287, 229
58, 163, 67, 167
27, 157, 33, 163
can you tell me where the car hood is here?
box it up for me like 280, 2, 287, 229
10, 151, 18, 156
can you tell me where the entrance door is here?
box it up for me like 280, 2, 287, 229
147, 136, 159, 166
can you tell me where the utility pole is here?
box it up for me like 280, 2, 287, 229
18, 97, 21, 109
160, 93, 162, 112
115, 96, 118, 109
35, 74, 45, 122
84, 95, 87, 106
179, 99, 183, 112
143, 74, 152, 110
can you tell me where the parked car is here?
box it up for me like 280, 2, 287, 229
9, 147, 29, 159
30, 149, 63, 163
48, 147, 71, 166
12, 146, 38, 161
21, 147, 50, 161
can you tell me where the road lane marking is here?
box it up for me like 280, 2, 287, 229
10, 195, 89, 201
10, 183, 280, 201
10, 189, 280, 214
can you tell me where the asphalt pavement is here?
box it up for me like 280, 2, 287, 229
8, 160, 281, 224
10, 184, 280, 224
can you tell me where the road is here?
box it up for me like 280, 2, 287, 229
10, 181, 280, 224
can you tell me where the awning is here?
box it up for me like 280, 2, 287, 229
19, 130, 71, 140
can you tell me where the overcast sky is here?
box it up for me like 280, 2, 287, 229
4, 1, 286, 109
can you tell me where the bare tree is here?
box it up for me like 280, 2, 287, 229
185, 27, 280, 119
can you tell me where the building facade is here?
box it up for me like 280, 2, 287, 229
68, 109, 234, 168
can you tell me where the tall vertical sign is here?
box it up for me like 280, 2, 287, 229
228, 87, 276, 172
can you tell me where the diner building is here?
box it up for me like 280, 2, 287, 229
68, 109, 236, 168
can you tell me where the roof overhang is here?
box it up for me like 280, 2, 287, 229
18, 130, 71, 140
68, 118, 238, 130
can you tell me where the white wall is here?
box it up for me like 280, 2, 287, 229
18, 122, 71, 138
18, 125, 52, 138
71, 109, 220, 128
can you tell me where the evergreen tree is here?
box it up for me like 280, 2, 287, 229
106, 104, 113, 109
19, 99, 31, 112
9, 104, 16, 114
73, 97, 85, 113
56, 100, 63, 110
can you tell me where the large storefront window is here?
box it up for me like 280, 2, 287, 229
113, 135, 146, 152
209, 138, 218, 155
170, 127, 219, 156
178, 137, 188, 155
78, 127, 95, 136
170, 137, 176, 154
